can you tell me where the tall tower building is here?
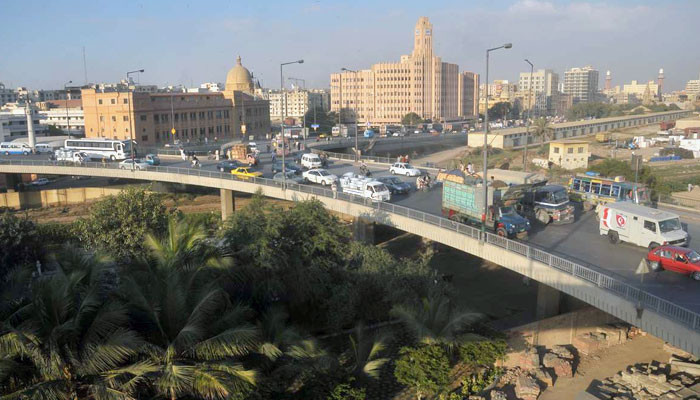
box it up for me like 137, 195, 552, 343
605, 70, 612, 91
518, 69, 559, 116
563, 66, 599, 103
657, 68, 664, 98
329, 17, 462, 125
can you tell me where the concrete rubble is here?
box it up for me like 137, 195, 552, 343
573, 325, 641, 355
586, 360, 700, 399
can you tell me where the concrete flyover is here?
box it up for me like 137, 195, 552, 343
1, 160, 699, 356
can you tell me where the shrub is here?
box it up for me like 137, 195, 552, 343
458, 339, 507, 369
394, 344, 451, 398
660, 147, 694, 159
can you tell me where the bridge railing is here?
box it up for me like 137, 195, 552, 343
2, 158, 699, 333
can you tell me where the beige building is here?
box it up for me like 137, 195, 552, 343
265, 89, 328, 122
83, 56, 270, 145
549, 140, 589, 170
518, 69, 558, 116
563, 66, 599, 103
478, 80, 517, 114
330, 17, 468, 125
458, 72, 479, 118
622, 80, 659, 100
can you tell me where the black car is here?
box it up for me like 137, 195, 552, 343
376, 176, 412, 194
216, 160, 242, 172
272, 161, 302, 174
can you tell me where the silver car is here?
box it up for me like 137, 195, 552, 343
273, 171, 305, 183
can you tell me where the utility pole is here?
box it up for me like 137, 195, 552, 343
523, 59, 533, 171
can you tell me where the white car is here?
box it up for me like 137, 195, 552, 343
390, 162, 421, 177
31, 178, 50, 186
119, 158, 149, 170
392, 132, 405, 137
302, 168, 337, 186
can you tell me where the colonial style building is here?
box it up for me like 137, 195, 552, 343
330, 17, 474, 125
82, 56, 270, 145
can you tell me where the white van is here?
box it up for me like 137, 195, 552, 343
35, 143, 52, 153
300, 153, 322, 169
599, 202, 687, 249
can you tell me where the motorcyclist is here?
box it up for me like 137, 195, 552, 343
191, 155, 200, 167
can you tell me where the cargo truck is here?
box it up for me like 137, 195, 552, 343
599, 202, 687, 249
502, 182, 575, 225
441, 174, 530, 239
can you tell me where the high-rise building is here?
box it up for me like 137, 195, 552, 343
458, 72, 479, 118
518, 69, 559, 116
0, 83, 18, 106
685, 71, 700, 95
82, 56, 270, 145
330, 17, 466, 125
264, 89, 329, 122
563, 66, 599, 103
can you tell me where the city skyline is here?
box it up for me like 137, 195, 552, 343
1, 0, 699, 91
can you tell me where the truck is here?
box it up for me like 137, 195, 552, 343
599, 202, 687, 249
338, 173, 391, 202
441, 173, 530, 239
54, 149, 88, 164
502, 182, 575, 225
595, 132, 612, 143
225, 143, 259, 165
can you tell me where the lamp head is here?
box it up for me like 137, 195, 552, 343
139, 69, 145, 73
297, 60, 304, 64
504, 43, 512, 49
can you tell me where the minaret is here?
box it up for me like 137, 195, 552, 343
657, 68, 664, 99
25, 99, 35, 152
605, 70, 612, 91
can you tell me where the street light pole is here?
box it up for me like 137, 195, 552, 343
126, 69, 144, 166
341, 68, 358, 162
64, 81, 73, 140
288, 77, 306, 150
482, 43, 512, 235
523, 59, 533, 171
280, 60, 304, 183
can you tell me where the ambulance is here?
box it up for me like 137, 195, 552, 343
599, 202, 687, 250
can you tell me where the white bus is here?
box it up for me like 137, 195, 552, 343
64, 139, 136, 161
0, 142, 32, 155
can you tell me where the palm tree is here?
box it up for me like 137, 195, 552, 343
390, 294, 482, 353
532, 117, 554, 146
0, 248, 153, 399
257, 307, 302, 363
119, 220, 259, 400
345, 325, 389, 381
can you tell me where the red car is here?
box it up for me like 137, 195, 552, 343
646, 245, 700, 281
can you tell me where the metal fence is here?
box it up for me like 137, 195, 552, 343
1, 158, 699, 333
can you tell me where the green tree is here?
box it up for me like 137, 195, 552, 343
345, 326, 389, 381
75, 187, 170, 259
304, 107, 335, 135
458, 339, 507, 369
394, 344, 451, 399
488, 102, 511, 121
531, 117, 554, 144
47, 124, 64, 135
390, 294, 482, 352
402, 112, 423, 126
120, 221, 259, 400
0, 213, 40, 279
0, 248, 152, 399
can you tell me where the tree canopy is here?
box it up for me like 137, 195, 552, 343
401, 112, 423, 126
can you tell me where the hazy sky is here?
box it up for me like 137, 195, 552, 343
2, 0, 699, 91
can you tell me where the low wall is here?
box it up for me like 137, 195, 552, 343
507, 307, 620, 349
0, 186, 127, 209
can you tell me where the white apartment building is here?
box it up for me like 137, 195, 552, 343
685, 72, 700, 95
0, 103, 48, 141
563, 66, 599, 103
518, 69, 559, 116
39, 107, 85, 136
622, 80, 659, 100
266, 89, 327, 121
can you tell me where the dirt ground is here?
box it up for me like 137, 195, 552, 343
539, 334, 672, 400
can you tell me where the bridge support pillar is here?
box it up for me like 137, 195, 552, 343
352, 217, 375, 244
536, 282, 561, 319
1, 173, 22, 192
220, 189, 235, 221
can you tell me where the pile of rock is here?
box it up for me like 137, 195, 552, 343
573, 324, 642, 355
587, 361, 700, 399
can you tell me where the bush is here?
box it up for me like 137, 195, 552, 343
660, 147, 694, 159
394, 344, 451, 398
0, 212, 40, 277
458, 339, 507, 369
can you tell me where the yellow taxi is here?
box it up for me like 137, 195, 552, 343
230, 166, 263, 180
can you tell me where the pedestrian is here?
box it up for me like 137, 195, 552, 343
266, 144, 271, 153
406, 154, 410, 163
272, 153, 277, 164
180, 149, 187, 161
467, 162, 474, 176
689, 183, 693, 192
331, 180, 338, 199
205, 137, 208, 144
215, 149, 220, 161
397, 155, 402, 163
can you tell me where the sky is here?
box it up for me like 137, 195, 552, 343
1, 0, 699, 92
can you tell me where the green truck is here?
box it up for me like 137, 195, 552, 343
441, 179, 531, 239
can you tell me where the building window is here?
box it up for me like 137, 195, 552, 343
190, 112, 196, 120
99, 116, 104, 122
578, 147, 584, 153
123, 116, 129, 121
111, 99, 116, 104
224, 110, 230, 118
199, 112, 205, 119
123, 98, 128, 104
174, 113, 179, 122
553, 147, 560, 154
162, 114, 169, 122
98, 99, 103, 105
567, 147, 573, 154
140, 115, 147, 121
111, 116, 116, 122
182, 113, 187, 122
142, 135, 148, 142
216, 110, 222, 119
154, 114, 160, 123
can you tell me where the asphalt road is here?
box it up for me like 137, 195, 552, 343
5, 152, 700, 313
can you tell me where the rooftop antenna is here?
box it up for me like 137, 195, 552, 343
82, 46, 88, 85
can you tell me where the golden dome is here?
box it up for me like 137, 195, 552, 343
225, 55, 254, 93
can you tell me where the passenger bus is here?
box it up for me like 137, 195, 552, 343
0, 142, 32, 155
568, 173, 650, 210
63, 139, 136, 161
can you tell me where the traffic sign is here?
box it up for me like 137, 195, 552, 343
311, 124, 320, 129
171, 128, 176, 135
366, 122, 371, 127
